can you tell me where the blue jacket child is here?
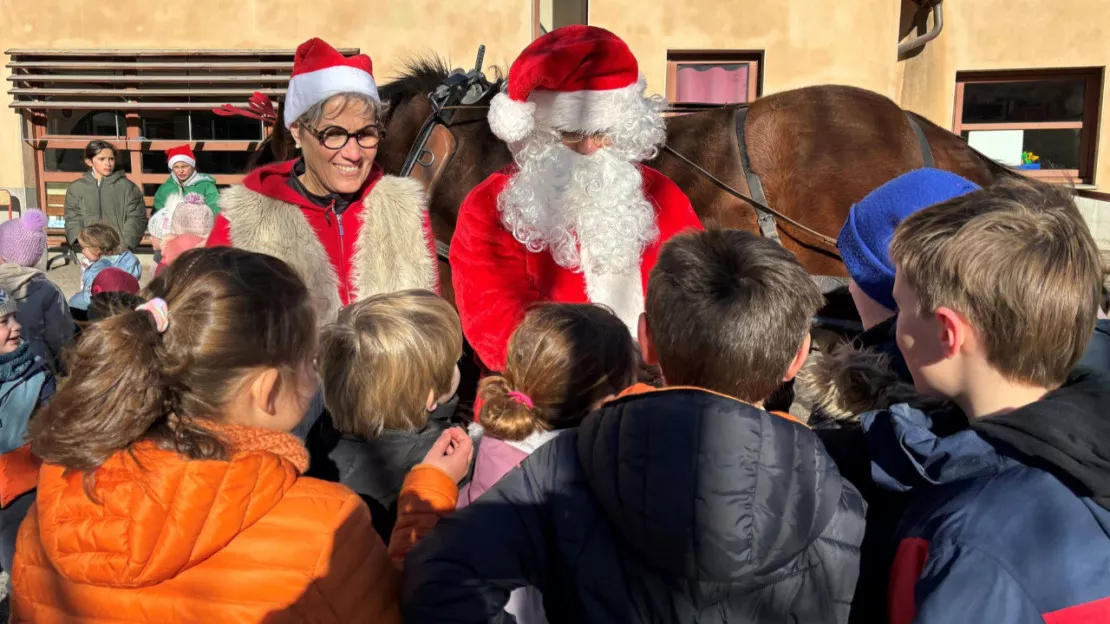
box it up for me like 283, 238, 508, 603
0, 288, 56, 573
68, 250, 142, 311
863, 368, 1110, 624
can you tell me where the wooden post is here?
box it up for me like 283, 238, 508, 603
30, 112, 47, 212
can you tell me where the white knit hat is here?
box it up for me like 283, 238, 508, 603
283, 38, 379, 129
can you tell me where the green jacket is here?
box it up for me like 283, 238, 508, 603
153, 173, 220, 215
63, 169, 148, 251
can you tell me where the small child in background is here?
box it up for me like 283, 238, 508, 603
309, 289, 465, 544
0, 288, 56, 575
0, 209, 74, 372
462, 303, 637, 507
72, 268, 144, 332
69, 223, 142, 311
153, 193, 215, 276
458, 303, 638, 624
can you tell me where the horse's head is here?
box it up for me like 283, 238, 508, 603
377, 56, 511, 229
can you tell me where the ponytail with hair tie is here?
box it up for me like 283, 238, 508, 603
476, 377, 543, 442
136, 298, 170, 334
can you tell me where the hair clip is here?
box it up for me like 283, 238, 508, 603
507, 391, 534, 409
136, 298, 170, 334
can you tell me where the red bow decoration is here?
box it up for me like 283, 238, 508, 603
212, 92, 278, 125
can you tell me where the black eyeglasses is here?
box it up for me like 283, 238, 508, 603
302, 123, 385, 150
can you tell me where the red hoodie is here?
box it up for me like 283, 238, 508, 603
207, 160, 438, 305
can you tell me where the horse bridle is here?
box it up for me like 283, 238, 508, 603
398, 66, 841, 261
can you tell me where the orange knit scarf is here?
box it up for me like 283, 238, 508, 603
202, 422, 310, 474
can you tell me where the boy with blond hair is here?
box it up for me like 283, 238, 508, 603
864, 179, 1110, 624
403, 230, 866, 624
308, 289, 465, 544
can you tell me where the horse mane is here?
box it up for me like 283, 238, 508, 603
378, 56, 506, 113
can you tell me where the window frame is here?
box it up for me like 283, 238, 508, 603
953, 68, 1103, 185
665, 51, 763, 106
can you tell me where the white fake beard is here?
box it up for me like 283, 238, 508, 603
498, 136, 659, 278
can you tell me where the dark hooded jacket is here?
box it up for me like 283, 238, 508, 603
862, 368, 1110, 624
402, 386, 866, 624
305, 398, 458, 544
1078, 319, 1110, 371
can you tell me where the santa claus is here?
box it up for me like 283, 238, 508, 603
450, 25, 703, 371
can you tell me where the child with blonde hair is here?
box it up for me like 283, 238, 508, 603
310, 289, 467, 544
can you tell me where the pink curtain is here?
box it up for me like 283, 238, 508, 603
675, 64, 750, 104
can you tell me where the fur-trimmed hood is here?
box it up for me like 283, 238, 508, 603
796, 318, 943, 423
215, 160, 438, 325
796, 341, 923, 423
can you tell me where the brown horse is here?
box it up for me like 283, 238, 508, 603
371, 60, 1019, 295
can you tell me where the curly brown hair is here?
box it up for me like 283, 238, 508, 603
29, 247, 316, 480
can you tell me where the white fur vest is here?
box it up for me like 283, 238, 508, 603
217, 175, 437, 325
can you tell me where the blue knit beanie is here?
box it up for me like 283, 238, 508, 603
838, 168, 981, 311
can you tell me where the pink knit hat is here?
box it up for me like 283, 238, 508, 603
0, 210, 48, 267
170, 193, 215, 238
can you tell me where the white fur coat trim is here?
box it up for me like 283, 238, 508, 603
219, 184, 342, 326
219, 175, 435, 326
350, 176, 438, 300
504, 428, 569, 454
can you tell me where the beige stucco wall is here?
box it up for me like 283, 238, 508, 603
589, 0, 903, 102
897, 0, 1110, 187
0, 0, 534, 204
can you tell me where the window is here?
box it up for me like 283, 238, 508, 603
535, 0, 587, 38
954, 69, 1102, 184
667, 52, 762, 106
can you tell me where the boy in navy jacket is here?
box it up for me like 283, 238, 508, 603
863, 179, 1110, 623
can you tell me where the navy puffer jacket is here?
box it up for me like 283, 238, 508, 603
402, 387, 866, 623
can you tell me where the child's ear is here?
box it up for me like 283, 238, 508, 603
426, 389, 438, 412
782, 332, 812, 383
250, 368, 282, 416
934, 306, 970, 359
638, 313, 658, 366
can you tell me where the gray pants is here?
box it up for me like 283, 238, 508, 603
0, 490, 35, 575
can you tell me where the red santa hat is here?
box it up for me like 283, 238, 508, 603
489, 25, 645, 143
283, 38, 378, 129
165, 145, 195, 169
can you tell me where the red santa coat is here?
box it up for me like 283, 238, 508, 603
207, 159, 439, 325
450, 164, 703, 371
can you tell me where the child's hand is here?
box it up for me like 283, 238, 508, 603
421, 427, 474, 484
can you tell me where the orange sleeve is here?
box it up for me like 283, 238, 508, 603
0, 445, 42, 508
387, 464, 459, 566
304, 494, 402, 623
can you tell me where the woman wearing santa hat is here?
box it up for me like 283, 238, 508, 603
152, 145, 220, 216
449, 25, 702, 372
207, 38, 438, 326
